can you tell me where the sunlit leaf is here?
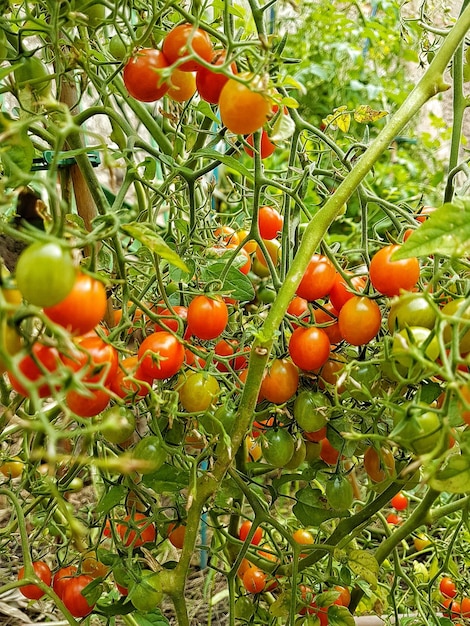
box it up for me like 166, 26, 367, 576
336, 112, 351, 133
121, 223, 189, 272
429, 454, 470, 493
328, 604, 356, 626
354, 104, 388, 123
292, 486, 349, 526
270, 112, 296, 141
348, 549, 379, 589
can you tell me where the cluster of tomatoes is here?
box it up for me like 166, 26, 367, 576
122, 22, 277, 140
439, 576, 470, 624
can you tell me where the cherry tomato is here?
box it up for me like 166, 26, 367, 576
178, 371, 219, 413
219, 73, 272, 135
313, 303, 342, 344
245, 128, 276, 159
288, 325, 331, 371
62, 574, 95, 618
390, 492, 409, 511
325, 474, 353, 509
53, 565, 77, 599
138, 331, 185, 379
338, 296, 382, 346
391, 326, 440, 368
260, 358, 299, 404
0, 456, 23, 478
292, 528, 314, 545
329, 271, 366, 311
196, 50, 236, 103
167, 69, 196, 102
393, 410, 444, 456
62, 335, 118, 385
214, 339, 248, 372
442, 298, 470, 354
334, 585, 351, 607
293, 390, 329, 431
258, 206, 283, 240
442, 598, 461, 619
287, 296, 311, 327
296, 255, 336, 302
363, 447, 395, 483
167, 522, 186, 548
162, 23, 213, 72
187, 295, 228, 340
460, 597, 470, 617
18, 561, 52, 600
44, 273, 107, 336
123, 48, 169, 101
239, 520, 263, 545
109, 356, 152, 401
440, 576, 458, 598
413, 533, 432, 552
117, 512, 156, 547
8, 343, 60, 398
369, 244, 420, 297
15, 242, 76, 308
242, 566, 266, 594
255, 238, 281, 269
130, 570, 163, 611
66, 387, 110, 418
387, 292, 437, 331
262, 427, 295, 467
319, 437, 340, 465
132, 436, 167, 474
386, 512, 402, 525
154, 305, 188, 334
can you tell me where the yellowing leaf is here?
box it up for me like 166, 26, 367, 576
336, 112, 351, 133
348, 549, 379, 589
354, 105, 388, 124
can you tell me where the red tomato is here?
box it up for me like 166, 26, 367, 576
245, 128, 276, 159
214, 338, 248, 371
288, 326, 331, 371
334, 585, 351, 607
258, 206, 283, 240
44, 273, 107, 336
442, 598, 461, 618
329, 272, 366, 311
162, 23, 213, 72
440, 576, 457, 599
123, 48, 169, 101
8, 344, 60, 398
154, 305, 188, 334
138, 331, 185, 379
364, 447, 395, 483
313, 303, 342, 344
219, 73, 272, 135
167, 522, 186, 549
117, 512, 156, 547
296, 255, 336, 302
242, 566, 266, 594
319, 438, 340, 465
287, 296, 311, 327
238, 520, 263, 545
386, 512, 402, 525
369, 244, 420, 297
303, 426, 327, 443
196, 50, 236, 103
62, 574, 95, 618
53, 565, 77, 599
260, 358, 299, 404
66, 387, 110, 418
18, 561, 52, 600
338, 296, 382, 346
61, 336, 118, 385
461, 597, 470, 617
390, 492, 409, 511
187, 295, 228, 340
109, 355, 153, 400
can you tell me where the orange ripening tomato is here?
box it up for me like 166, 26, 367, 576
242, 566, 266, 594
363, 446, 395, 483
162, 23, 213, 72
260, 358, 299, 404
44, 272, 107, 336
338, 296, 381, 346
117, 512, 156, 547
187, 295, 228, 340
296, 255, 336, 302
167, 69, 196, 102
167, 522, 186, 549
196, 49, 237, 104
219, 73, 272, 135
369, 244, 420, 297
123, 48, 169, 102
319, 437, 340, 465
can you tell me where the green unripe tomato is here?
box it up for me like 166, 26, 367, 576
15, 242, 76, 307
391, 326, 440, 368
99, 406, 136, 444
325, 474, 353, 509
293, 390, 330, 431
284, 437, 307, 469
14, 56, 51, 97
262, 428, 295, 467
108, 34, 128, 60
132, 436, 167, 474
391, 410, 444, 456
442, 298, 470, 354
178, 372, 219, 413
388, 292, 437, 332
130, 570, 163, 612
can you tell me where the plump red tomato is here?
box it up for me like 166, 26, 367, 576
338, 296, 382, 346
287, 296, 311, 328
369, 244, 420, 297
329, 271, 366, 311
219, 73, 272, 135
53, 565, 78, 599
167, 69, 196, 102
66, 387, 111, 418
245, 128, 276, 159
18, 561, 52, 600
296, 255, 336, 302
242, 566, 266, 594
109, 355, 153, 400
167, 522, 186, 549
162, 23, 213, 72
289, 326, 331, 371
123, 48, 169, 101
61, 336, 118, 385
238, 520, 263, 545
61, 574, 95, 618
313, 303, 342, 344
196, 50, 236, 103
390, 492, 409, 511
138, 331, 185, 379
117, 512, 156, 547
8, 343, 60, 398
187, 295, 228, 340
44, 272, 107, 336
258, 206, 283, 240
260, 358, 299, 404
154, 305, 188, 334
440, 576, 457, 599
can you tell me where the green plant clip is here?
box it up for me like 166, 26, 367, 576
31, 150, 101, 171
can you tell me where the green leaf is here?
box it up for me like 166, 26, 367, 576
134, 609, 170, 626
347, 549, 379, 589
393, 199, 470, 259
195, 100, 220, 124
96, 485, 127, 514
196, 149, 254, 181
201, 261, 255, 302
429, 454, 470, 493
121, 223, 189, 272
96, 596, 135, 617
269, 591, 291, 618
292, 486, 348, 526
142, 463, 189, 493
328, 604, 356, 626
